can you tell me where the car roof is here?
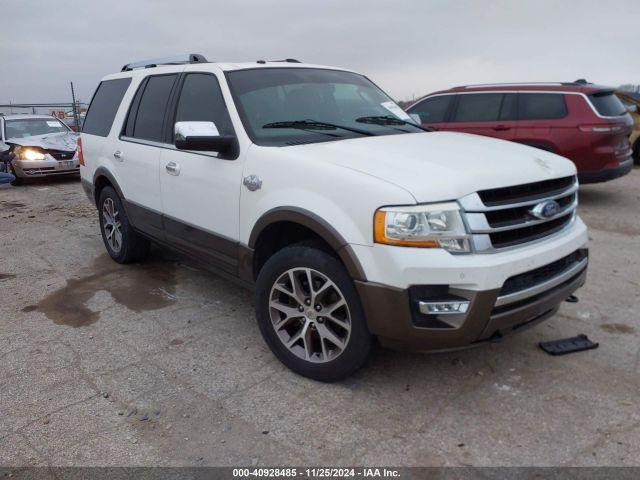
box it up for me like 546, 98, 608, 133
428, 82, 612, 96
101, 61, 356, 82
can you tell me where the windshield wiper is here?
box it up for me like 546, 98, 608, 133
356, 115, 433, 132
262, 119, 375, 137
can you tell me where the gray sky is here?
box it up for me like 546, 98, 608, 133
1, 0, 638, 105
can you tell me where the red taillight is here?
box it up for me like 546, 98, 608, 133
77, 136, 85, 166
578, 124, 625, 133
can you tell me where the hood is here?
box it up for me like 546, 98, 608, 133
285, 132, 576, 203
7, 132, 78, 152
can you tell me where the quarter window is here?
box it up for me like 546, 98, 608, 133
408, 95, 452, 123
588, 92, 626, 117
518, 93, 567, 120
83, 78, 131, 137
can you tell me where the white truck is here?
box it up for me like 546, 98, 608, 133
80, 54, 588, 381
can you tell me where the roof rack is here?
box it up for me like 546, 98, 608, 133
459, 81, 596, 89
460, 82, 564, 89
256, 58, 302, 64
121, 54, 208, 72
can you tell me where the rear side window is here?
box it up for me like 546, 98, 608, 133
408, 95, 452, 123
174, 73, 234, 135
452, 93, 504, 122
127, 74, 178, 142
589, 92, 626, 117
518, 93, 567, 120
83, 78, 131, 137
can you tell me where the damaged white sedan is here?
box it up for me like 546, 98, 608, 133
0, 114, 79, 185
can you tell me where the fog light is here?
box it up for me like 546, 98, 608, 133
419, 300, 470, 315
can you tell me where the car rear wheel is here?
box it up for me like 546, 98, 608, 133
633, 139, 640, 165
255, 243, 373, 382
98, 186, 150, 263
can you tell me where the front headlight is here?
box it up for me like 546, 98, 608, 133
374, 202, 471, 253
15, 146, 46, 161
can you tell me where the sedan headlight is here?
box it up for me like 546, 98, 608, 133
374, 202, 471, 253
15, 146, 46, 161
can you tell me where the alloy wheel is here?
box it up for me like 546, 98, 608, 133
102, 197, 123, 253
268, 267, 352, 363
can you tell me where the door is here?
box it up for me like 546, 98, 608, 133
406, 94, 454, 130
447, 92, 517, 141
159, 72, 244, 273
515, 92, 568, 154
116, 73, 180, 239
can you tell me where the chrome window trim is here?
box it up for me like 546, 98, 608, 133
408, 91, 629, 120
118, 135, 226, 159
495, 257, 588, 307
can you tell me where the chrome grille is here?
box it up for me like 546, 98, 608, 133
460, 176, 578, 252
48, 150, 75, 161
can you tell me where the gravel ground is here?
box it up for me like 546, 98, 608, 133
0, 170, 639, 467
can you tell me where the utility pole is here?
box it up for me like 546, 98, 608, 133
70, 81, 80, 131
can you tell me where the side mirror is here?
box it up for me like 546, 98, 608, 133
626, 104, 637, 113
409, 113, 422, 125
174, 121, 235, 153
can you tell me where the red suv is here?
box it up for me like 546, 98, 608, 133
407, 82, 634, 183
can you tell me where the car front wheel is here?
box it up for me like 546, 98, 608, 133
255, 243, 373, 382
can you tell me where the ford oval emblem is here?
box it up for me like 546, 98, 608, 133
530, 200, 561, 219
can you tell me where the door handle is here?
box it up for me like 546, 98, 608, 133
492, 125, 511, 131
113, 150, 124, 161
165, 161, 180, 176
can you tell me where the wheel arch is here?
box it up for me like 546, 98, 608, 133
93, 167, 125, 207
247, 207, 367, 283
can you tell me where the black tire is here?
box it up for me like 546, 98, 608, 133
633, 139, 640, 166
98, 186, 150, 263
9, 166, 23, 186
255, 242, 373, 382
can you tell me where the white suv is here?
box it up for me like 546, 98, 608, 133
80, 54, 588, 381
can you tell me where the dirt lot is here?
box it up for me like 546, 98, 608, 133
1, 170, 639, 467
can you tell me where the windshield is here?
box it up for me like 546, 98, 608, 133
227, 68, 423, 146
4, 118, 69, 140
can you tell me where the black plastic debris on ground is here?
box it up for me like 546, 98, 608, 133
565, 294, 579, 303
539, 334, 599, 356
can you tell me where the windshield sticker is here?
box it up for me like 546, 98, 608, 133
381, 101, 412, 121
46, 121, 60, 127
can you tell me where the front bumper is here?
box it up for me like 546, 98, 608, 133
578, 156, 633, 184
352, 218, 589, 352
12, 156, 80, 179
356, 249, 587, 352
